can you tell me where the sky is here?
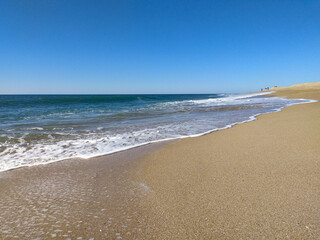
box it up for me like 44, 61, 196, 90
0, 0, 319, 94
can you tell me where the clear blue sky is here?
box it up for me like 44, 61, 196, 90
1, 0, 319, 94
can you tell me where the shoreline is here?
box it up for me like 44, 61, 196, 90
0, 92, 315, 173
1, 82, 320, 239
132, 82, 320, 239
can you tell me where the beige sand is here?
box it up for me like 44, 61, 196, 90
133, 82, 320, 239
0, 82, 319, 239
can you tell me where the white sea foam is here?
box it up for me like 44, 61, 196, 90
25, 127, 44, 131
157, 92, 274, 107
187, 92, 275, 104
0, 94, 316, 172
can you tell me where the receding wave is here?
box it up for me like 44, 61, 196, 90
0, 92, 315, 172
194, 105, 265, 113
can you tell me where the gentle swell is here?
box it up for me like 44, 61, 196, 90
0, 93, 316, 172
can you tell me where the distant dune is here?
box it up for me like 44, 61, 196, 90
272, 81, 320, 90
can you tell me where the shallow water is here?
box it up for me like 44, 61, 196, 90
0, 92, 313, 171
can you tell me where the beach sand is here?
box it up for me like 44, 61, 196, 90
1, 82, 320, 239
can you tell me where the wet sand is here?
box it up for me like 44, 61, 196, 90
0, 142, 172, 239
1, 82, 320, 239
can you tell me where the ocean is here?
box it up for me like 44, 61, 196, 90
0, 92, 312, 172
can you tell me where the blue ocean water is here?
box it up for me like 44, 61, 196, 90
0, 93, 313, 171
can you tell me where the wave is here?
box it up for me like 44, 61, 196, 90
187, 92, 274, 104
0, 95, 316, 172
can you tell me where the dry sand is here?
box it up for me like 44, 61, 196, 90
133, 82, 320, 239
1, 82, 320, 239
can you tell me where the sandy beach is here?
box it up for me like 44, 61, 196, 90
1, 82, 320, 239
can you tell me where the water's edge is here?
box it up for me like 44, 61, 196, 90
2, 96, 316, 173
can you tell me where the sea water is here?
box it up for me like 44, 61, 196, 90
0, 92, 314, 172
